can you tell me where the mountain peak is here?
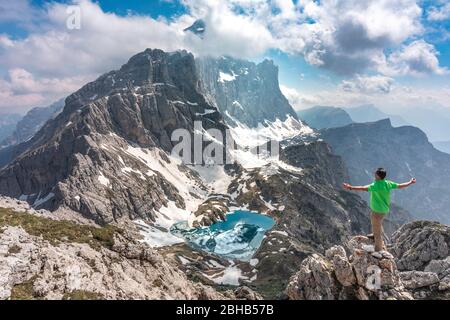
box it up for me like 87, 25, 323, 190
184, 19, 206, 37
64, 48, 200, 113
196, 55, 298, 127
369, 118, 392, 127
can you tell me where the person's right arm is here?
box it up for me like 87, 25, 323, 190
342, 183, 369, 191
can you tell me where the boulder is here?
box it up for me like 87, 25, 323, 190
285, 236, 413, 300
391, 221, 450, 299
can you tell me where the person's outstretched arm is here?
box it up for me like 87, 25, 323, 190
342, 183, 369, 191
397, 178, 416, 189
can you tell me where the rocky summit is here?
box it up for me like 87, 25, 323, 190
285, 221, 450, 300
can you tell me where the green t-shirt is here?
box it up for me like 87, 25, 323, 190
367, 179, 398, 214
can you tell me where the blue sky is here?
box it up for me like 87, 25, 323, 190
0, 0, 449, 114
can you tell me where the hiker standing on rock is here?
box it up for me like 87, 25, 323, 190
342, 168, 416, 252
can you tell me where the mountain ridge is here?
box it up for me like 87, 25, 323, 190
297, 106, 353, 129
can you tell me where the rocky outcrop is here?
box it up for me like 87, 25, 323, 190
285, 235, 413, 300
233, 286, 264, 300
196, 56, 298, 128
321, 119, 450, 224
192, 194, 235, 227
391, 221, 449, 271
0, 204, 228, 300
391, 221, 450, 299
286, 221, 450, 300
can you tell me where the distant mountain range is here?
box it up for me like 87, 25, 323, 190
296, 105, 450, 223
0, 114, 22, 143
1, 99, 64, 149
297, 104, 409, 130
396, 105, 450, 143
345, 104, 410, 127
297, 106, 353, 129
297, 104, 450, 155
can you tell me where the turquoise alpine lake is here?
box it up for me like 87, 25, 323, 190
170, 210, 275, 261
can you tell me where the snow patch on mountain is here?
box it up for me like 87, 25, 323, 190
135, 219, 184, 247
202, 262, 247, 286
189, 164, 232, 194
124, 146, 206, 212
98, 172, 110, 187
227, 113, 314, 148
218, 71, 237, 83
33, 192, 55, 207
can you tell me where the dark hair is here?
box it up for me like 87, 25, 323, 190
375, 168, 387, 179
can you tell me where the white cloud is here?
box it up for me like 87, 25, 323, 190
282, 82, 450, 111
271, 0, 424, 74
280, 85, 323, 109
380, 40, 449, 76
0, 0, 188, 78
340, 75, 394, 94
0, 68, 90, 112
0, 0, 448, 113
0, 0, 42, 29
0, 0, 275, 113
6, 68, 87, 95
427, 3, 450, 21
182, 0, 274, 57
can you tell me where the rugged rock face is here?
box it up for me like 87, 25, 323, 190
0, 203, 230, 300
280, 141, 349, 188
1, 99, 64, 150
0, 226, 224, 300
0, 49, 226, 224
196, 56, 298, 128
391, 221, 450, 299
297, 106, 353, 129
321, 119, 450, 224
285, 221, 450, 300
285, 235, 413, 300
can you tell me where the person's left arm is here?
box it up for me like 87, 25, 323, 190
397, 178, 416, 189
